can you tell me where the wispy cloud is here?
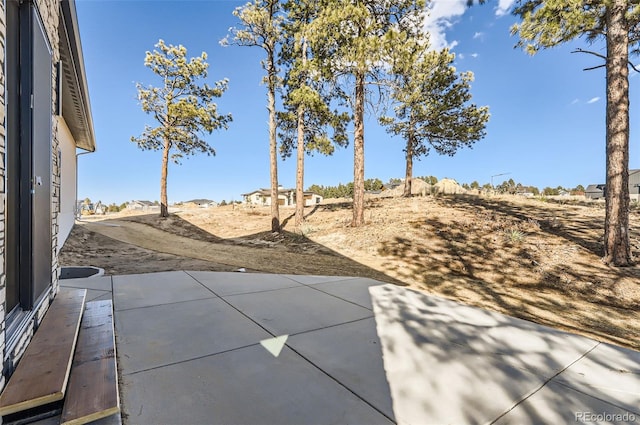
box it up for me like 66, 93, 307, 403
422, 0, 512, 50
495, 0, 516, 16
470, 53, 479, 58
423, 0, 468, 50
458, 53, 465, 59
587, 97, 600, 104
571, 98, 580, 105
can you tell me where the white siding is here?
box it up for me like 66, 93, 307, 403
57, 117, 76, 249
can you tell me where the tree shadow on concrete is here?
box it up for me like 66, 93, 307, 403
370, 284, 640, 424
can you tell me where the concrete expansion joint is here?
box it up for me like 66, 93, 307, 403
489, 342, 602, 424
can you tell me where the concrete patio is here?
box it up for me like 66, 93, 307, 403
60, 271, 640, 425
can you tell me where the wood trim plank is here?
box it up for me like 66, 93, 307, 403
0, 288, 87, 416
61, 300, 120, 425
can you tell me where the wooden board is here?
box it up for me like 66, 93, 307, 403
61, 300, 120, 425
0, 288, 87, 416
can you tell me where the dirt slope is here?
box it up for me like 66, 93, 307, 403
60, 195, 640, 350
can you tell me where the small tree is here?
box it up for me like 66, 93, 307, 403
131, 40, 231, 217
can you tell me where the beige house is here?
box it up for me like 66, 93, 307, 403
1, 0, 95, 389
242, 187, 323, 207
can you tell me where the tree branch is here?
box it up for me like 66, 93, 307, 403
571, 48, 607, 61
584, 64, 606, 71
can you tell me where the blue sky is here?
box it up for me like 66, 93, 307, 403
75, 0, 640, 205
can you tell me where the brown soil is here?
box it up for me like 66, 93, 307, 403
60, 195, 640, 350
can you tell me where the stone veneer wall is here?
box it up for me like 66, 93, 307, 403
0, 0, 62, 388
0, 0, 8, 392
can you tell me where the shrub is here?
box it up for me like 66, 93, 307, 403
504, 228, 526, 244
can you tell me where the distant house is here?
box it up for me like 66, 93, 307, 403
126, 200, 158, 211
516, 192, 535, 198
186, 199, 218, 208
383, 182, 402, 190
242, 186, 323, 206
631, 169, 640, 201
585, 184, 605, 200
585, 170, 640, 201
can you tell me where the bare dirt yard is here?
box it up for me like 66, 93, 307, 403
60, 194, 640, 350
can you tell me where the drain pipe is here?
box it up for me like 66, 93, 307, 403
75, 150, 92, 221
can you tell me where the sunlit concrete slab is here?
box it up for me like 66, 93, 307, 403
115, 297, 271, 373
311, 277, 386, 310
187, 271, 303, 296
369, 284, 620, 424
287, 317, 395, 420
284, 274, 359, 285
494, 381, 640, 425
112, 271, 215, 310
373, 327, 546, 424
223, 285, 373, 335
554, 343, 640, 415
121, 344, 393, 425
98, 271, 639, 425
60, 275, 112, 291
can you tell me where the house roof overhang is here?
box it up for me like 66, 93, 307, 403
59, 0, 95, 152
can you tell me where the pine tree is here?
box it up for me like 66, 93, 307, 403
381, 45, 489, 197
492, 0, 636, 265
305, 0, 426, 226
224, 0, 284, 232
278, 0, 349, 227
131, 40, 231, 217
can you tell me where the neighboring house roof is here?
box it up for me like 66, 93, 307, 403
242, 188, 293, 196
186, 199, 215, 205
129, 200, 155, 206
241, 190, 268, 197
241, 188, 322, 197
59, 0, 95, 152
384, 183, 402, 190
585, 184, 605, 192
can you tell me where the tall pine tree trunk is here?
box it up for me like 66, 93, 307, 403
295, 104, 305, 227
295, 39, 308, 228
160, 136, 170, 218
352, 70, 365, 227
403, 126, 415, 197
267, 48, 280, 233
603, 0, 632, 266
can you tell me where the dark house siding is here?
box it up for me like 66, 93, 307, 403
630, 169, 640, 200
